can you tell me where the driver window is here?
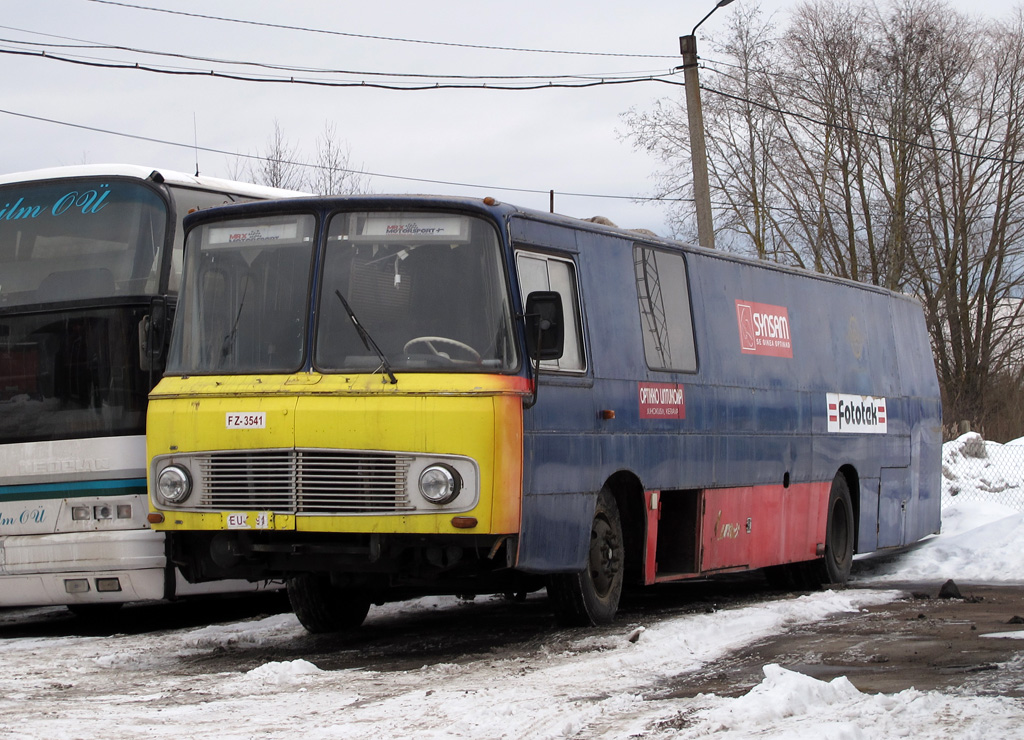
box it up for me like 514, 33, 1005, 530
515, 251, 585, 372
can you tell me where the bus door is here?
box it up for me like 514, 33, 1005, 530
513, 235, 598, 572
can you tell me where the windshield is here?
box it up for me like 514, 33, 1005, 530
0, 306, 152, 443
315, 211, 516, 373
168, 214, 316, 374
0, 179, 168, 308
167, 208, 517, 375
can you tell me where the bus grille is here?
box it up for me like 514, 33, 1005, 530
193, 449, 415, 514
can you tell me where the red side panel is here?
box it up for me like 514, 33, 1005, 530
643, 482, 831, 583
700, 482, 830, 572
644, 490, 660, 584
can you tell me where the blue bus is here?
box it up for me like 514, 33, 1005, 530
146, 195, 942, 631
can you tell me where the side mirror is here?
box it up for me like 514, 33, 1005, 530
525, 291, 564, 361
139, 296, 169, 371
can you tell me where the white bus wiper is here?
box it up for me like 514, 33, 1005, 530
334, 289, 397, 384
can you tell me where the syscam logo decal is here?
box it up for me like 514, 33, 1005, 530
735, 300, 793, 358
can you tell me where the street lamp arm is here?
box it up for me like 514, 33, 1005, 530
691, 0, 736, 36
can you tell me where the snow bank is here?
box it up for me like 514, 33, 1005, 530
862, 433, 1024, 584
680, 664, 1024, 739
942, 432, 1024, 507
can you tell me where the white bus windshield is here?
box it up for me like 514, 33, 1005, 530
0, 179, 167, 308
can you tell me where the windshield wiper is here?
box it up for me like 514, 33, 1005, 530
335, 289, 397, 384
221, 276, 250, 362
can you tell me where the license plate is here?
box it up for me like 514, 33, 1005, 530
225, 512, 273, 529
226, 412, 266, 429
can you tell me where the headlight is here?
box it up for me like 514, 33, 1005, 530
156, 465, 192, 505
418, 464, 461, 505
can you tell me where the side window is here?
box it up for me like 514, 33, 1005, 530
515, 251, 586, 372
634, 245, 697, 372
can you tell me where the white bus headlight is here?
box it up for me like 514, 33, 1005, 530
418, 464, 461, 505
156, 465, 192, 505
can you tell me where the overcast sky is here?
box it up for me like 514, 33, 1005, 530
2, 0, 1017, 235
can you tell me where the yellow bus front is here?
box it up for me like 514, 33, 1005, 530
146, 202, 533, 611
148, 373, 526, 536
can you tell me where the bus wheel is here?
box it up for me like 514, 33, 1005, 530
286, 574, 371, 634
806, 474, 855, 587
548, 488, 624, 627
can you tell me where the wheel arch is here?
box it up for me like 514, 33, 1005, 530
601, 470, 646, 586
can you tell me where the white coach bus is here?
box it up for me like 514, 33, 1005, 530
0, 165, 298, 613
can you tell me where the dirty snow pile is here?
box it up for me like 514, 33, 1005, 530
1, 432, 1023, 739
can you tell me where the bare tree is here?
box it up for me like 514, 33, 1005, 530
250, 120, 306, 191
697, 3, 799, 262
309, 123, 371, 195
910, 10, 1024, 430
228, 120, 370, 195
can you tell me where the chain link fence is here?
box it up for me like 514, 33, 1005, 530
941, 432, 1024, 512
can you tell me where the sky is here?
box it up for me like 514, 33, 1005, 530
0, 431, 1022, 738
2, 0, 1018, 236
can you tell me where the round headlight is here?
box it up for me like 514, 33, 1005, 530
157, 465, 192, 505
418, 464, 461, 505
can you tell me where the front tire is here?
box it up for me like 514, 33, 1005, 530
548, 488, 624, 626
286, 574, 371, 634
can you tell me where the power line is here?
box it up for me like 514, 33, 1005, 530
0, 106, 676, 203
0, 27, 675, 82
85, 0, 680, 60
0, 46, 685, 91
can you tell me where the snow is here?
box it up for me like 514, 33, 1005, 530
687, 664, 1024, 740
860, 432, 1024, 585
1, 432, 1022, 739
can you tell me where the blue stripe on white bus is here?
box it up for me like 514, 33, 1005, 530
0, 478, 147, 500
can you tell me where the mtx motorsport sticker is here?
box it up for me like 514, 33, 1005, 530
735, 300, 793, 358
639, 382, 686, 419
827, 393, 887, 434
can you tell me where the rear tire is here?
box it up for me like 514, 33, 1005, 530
286, 574, 371, 634
548, 488, 624, 626
804, 473, 855, 587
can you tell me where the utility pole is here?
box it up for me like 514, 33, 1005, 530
680, 0, 734, 249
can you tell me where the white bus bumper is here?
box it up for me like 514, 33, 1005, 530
0, 529, 167, 606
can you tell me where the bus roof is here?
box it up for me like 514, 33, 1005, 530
0, 164, 306, 200
183, 193, 915, 305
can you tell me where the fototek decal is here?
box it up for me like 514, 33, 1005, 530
639, 382, 686, 419
735, 300, 793, 358
827, 393, 887, 434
